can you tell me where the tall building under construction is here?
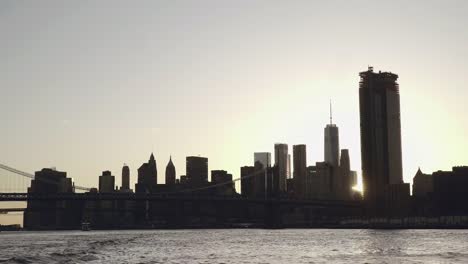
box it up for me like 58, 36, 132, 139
359, 67, 407, 214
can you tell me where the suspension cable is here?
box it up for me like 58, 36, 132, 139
157, 168, 268, 195
0, 162, 269, 195
0, 163, 91, 191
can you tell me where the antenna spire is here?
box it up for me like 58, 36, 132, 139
329, 99, 333, 125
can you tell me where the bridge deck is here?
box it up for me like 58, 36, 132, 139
0, 193, 362, 208
0, 208, 25, 214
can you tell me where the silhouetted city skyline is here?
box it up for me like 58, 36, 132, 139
2, 3, 468, 264
0, 66, 464, 230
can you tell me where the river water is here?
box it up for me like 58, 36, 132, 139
1, 229, 468, 263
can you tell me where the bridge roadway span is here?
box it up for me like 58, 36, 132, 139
0, 193, 362, 208
0, 208, 25, 214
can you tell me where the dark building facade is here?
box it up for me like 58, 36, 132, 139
293, 144, 307, 199
413, 168, 433, 198
211, 170, 232, 185
304, 162, 333, 200
241, 166, 255, 198
186, 156, 208, 186
359, 66, 405, 213
413, 166, 468, 216
24, 168, 78, 230
180, 175, 188, 184
211, 170, 235, 195
337, 149, 352, 200
240, 162, 274, 199
99, 170, 115, 193
136, 153, 157, 193
165, 156, 176, 185
274, 143, 288, 193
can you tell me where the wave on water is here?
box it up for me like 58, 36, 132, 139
1, 229, 468, 263
0, 256, 44, 264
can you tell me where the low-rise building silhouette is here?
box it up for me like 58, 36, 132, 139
413, 166, 468, 216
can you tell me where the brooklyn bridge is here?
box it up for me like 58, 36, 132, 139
0, 163, 363, 229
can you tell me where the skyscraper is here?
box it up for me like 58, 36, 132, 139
253, 152, 271, 198
28, 168, 72, 194
24, 168, 75, 229
359, 66, 404, 210
186, 156, 208, 186
254, 152, 271, 169
274, 143, 288, 192
324, 103, 340, 167
293, 144, 307, 199
135, 153, 157, 193
165, 156, 176, 185
350, 171, 358, 187
121, 164, 130, 190
340, 150, 350, 176
99, 170, 115, 193
339, 149, 352, 200
306, 162, 333, 200
240, 166, 255, 198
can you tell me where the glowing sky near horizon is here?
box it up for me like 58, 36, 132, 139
1, 0, 468, 224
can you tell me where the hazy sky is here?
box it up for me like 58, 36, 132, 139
1, 0, 468, 221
